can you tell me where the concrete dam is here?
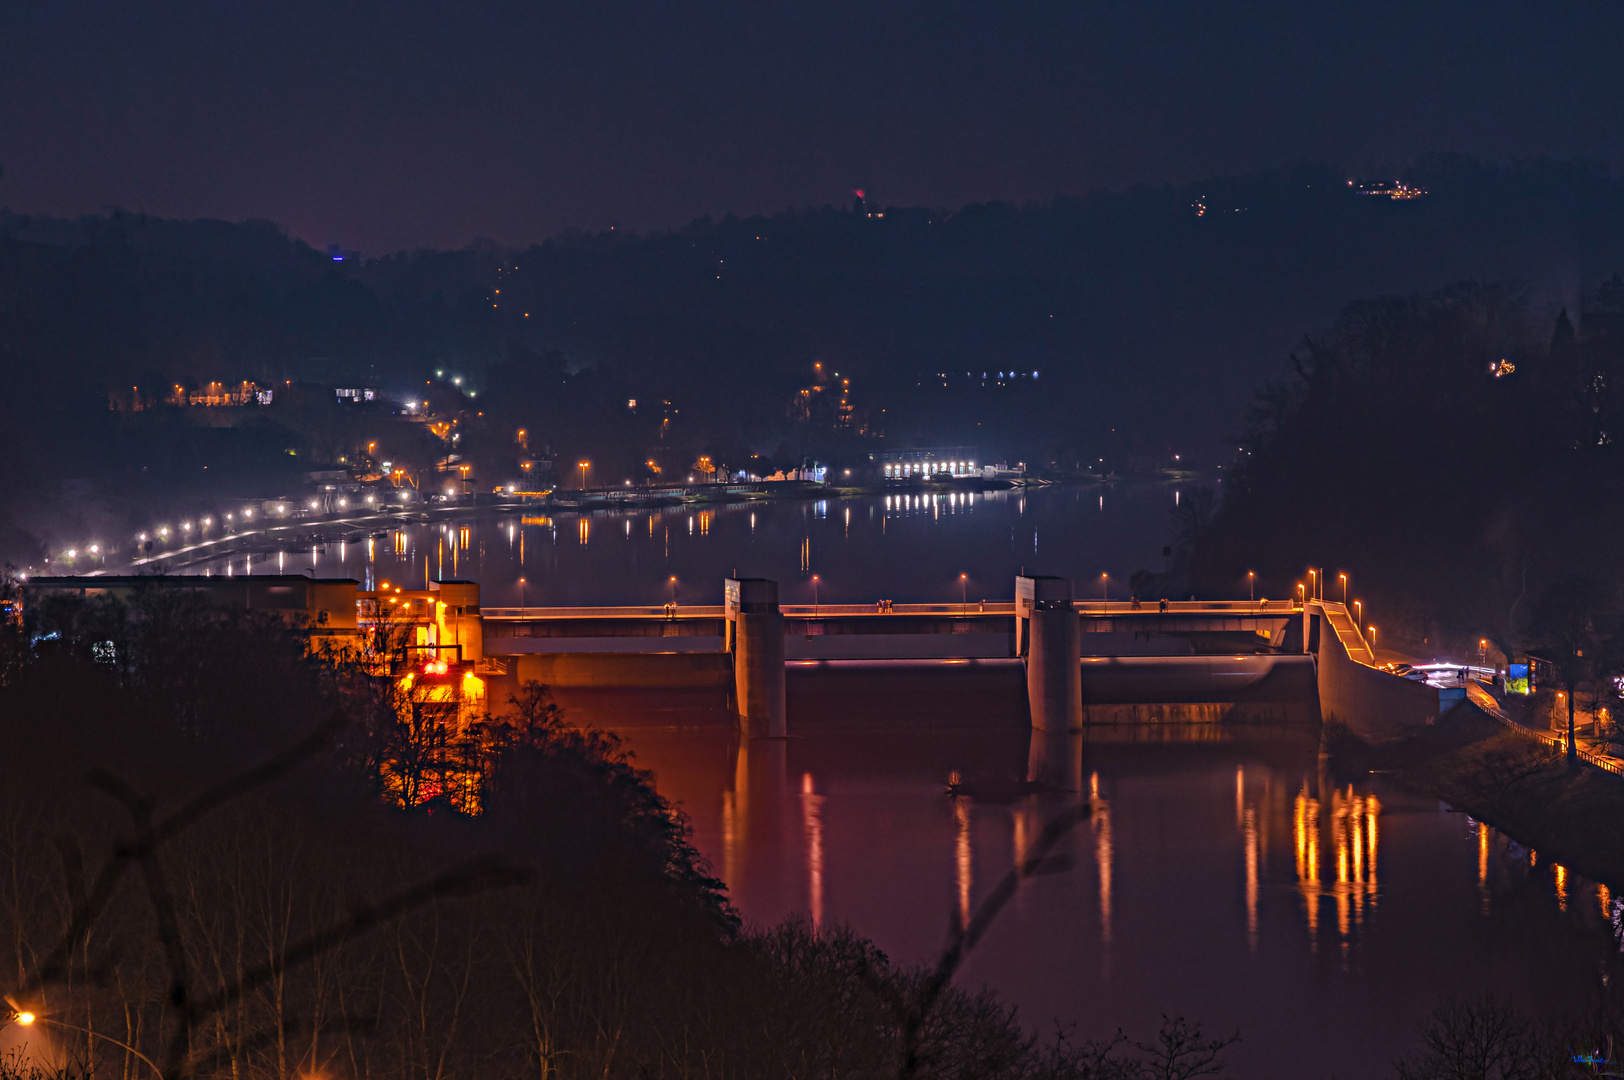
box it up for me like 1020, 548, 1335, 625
23, 573, 1438, 742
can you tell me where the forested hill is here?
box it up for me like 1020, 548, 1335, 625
1, 156, 1623, 558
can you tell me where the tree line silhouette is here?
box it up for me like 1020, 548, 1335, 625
1174, 276, 1624, 733
5, 155, 1624, 559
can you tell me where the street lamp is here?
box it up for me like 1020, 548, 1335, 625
518, 576, 527, 612
578, 461, 590, 489
1339, 573, 1348, 606
669, 575, 678, 608
960, 572, 968, 614
1247, 570, 1255, 602
3, 1011, 164, 1079
1354, 600, 1362, 627
1101, 572, 1109, 602
813, 574, 821, 615
1368, 626, 1378, 650
1308, 570, 1317, 601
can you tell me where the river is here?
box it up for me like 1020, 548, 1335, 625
154, 484, 1624, 1075
132, 482, 1178, 606
605, 719, 1622, 1078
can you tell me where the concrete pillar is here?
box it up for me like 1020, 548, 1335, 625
726, 578, 786, 736
1017, 575, 1081, 732
1026, 727, 1082, 789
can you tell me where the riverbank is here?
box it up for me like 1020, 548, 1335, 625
539, 474, 1029, 510
1328, 702, 1624, 886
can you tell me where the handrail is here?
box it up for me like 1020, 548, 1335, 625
481, 605, 727, 619
479, 600, 1299, 620
1463, 685, 1624, 776
1308, 600, 1376, 666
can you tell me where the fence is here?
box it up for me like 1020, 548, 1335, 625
1471, 694, 1624, 776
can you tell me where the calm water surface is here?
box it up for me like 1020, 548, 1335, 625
149, 484, 1179, 604
608, 722, 1623, 1079
157, 486, 1624, 1074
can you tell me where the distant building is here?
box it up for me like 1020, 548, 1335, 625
873, 447, 982, 479
110, 380, 268, 411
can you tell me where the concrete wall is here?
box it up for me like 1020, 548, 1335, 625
1079, 702, 1316, 725
785, 658, 1030, 729
1078, 655, 1320, 726
501, 651, 733, 691
1309, 602, 1438, 741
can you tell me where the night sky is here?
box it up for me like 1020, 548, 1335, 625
4, 0, 1623, 253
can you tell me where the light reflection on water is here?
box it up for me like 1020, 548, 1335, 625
147, 484, 1624, 1072
598, 719, 1624, 1079
150, 485, 1181, 606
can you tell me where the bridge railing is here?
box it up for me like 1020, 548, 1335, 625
783, 602, 1016, 616
1071, 599, 1301, 614
1309, 600, 1376, 666
480, 599, 1304, 620
482, 605, 726, 619
1460, 683, 1624, 776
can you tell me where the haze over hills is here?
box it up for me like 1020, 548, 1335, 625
0, 155, 1620, 560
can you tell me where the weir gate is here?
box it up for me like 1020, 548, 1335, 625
479, 576, 1437, 742
22, 573, 1437, 743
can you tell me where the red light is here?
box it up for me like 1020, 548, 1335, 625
422, 662, 434, 674
435, 661, 448, 674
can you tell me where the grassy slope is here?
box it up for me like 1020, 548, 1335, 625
1332, 702, 1624, 886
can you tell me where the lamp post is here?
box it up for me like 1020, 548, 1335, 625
2, 1011, 165, 1080
669, 575, 678, 609
813, 574, 821, 616
578, 461, 590, 490
1101, 572, 1109, 602
959, 573, 968, 614
1308, 570, 1317, 602
1368, 626, 1378, 651
1339, 573, 1348, 606
518, 576, 526, 612
1354, 600, 1362, 628
1247, 570, 1255, 602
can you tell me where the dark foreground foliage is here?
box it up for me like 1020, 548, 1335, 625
1390, 990, 1624, 1080
0, 584, 1234, 1079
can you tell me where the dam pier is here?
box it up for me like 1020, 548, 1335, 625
24, 573, 1438, 742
